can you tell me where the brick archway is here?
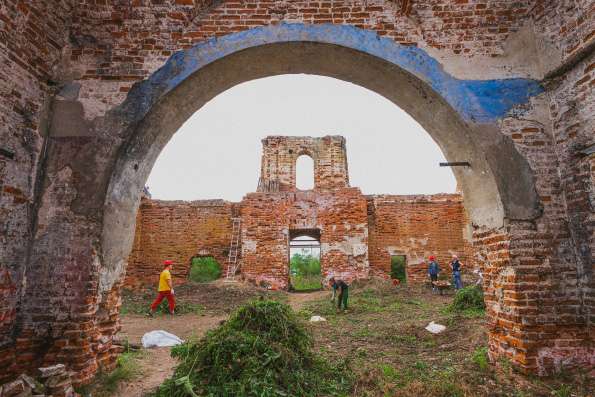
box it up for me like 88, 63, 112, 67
8, 15, 591, 385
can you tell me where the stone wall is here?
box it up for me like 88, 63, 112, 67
367, 194, 472, 283
125, 198, 235, 289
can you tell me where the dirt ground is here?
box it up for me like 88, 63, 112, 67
112, 284, 325, 397
106, 280, 592, 397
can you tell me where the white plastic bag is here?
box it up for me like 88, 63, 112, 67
141, 330, 184, 348
309, 315, 327, 322
425, 321, 446, 334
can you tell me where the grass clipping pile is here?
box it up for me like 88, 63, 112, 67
155, 300, 352, 397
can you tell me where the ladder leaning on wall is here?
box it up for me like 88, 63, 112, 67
225, 217, 241, 281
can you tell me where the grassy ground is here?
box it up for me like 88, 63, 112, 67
299, 281, 593, 397
290, 274, 323, 291
121, 280, 286, 316
115, 280, 592, 397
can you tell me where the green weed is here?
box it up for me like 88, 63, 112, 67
471, 346, 489, 371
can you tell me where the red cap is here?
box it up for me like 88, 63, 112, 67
429, 256, 436, 261
163, 260, 173, 267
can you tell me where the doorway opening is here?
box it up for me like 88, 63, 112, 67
289, 230, 322, 291
390, 255, 407, 284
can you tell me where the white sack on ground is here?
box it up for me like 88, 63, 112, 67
141, 330, 184, 348
425, 321, 446, 334
309, 315, 327, 322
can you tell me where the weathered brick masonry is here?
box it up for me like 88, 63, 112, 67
0, 0, 592, 385
367, 194, 472, 283
127, 137, 468, 291
126, 198, 236, 288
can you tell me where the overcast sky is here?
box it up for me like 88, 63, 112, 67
146, 74, 456, 202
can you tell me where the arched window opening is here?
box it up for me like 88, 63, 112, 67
295, 155, 315, 190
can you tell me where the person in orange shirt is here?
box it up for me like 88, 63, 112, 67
147, 260, 175, 316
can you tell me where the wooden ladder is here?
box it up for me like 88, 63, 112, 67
225, 217, 241, 281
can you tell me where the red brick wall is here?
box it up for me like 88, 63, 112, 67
240, 188, 369, 289
258, 136, 350, 191
367, 194, 472, 284
65, 0, 536, 113
125, 198, 234, 289
532, 0, 594, 70
1, 0, 593, 384
0, 0, 74, 383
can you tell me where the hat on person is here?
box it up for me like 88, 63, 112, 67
429, 255, 436, 261
163, 260, 173, 267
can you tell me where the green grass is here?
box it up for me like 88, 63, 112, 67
290, 274, 322, 291
120, 289, 203, 315
188, 256, 222, 283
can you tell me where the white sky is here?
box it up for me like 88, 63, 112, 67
146, 74, 456, 201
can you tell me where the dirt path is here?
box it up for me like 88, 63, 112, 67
113, 290, 326, 397
286, 290, 328, 310
114, 313, 226, 397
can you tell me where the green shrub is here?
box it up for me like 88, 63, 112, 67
155, 300, 352, 397
449, 285, 485, 312
188, 257, 221, 283
390, 255, 407, 283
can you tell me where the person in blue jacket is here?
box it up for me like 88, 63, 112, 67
427, 256, 440, 291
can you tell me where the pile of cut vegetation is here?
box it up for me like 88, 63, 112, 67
155, 300, 352, 397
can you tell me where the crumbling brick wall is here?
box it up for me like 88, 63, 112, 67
0, 0, 75, 383
258, 136, 349, 191
125, 198, 235, 289
240, 188, 369, 289
367, 194, 472, 284
1, 0, 593, 386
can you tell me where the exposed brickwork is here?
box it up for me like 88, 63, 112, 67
258, 136, 349, 191
0, 0, 74, 384
240, 188, 370, 289
125, 198, 235, 288
64, 0, 537, 116
0, 0, 592, 386
532, 0, 594, 69
367, 194, 471, 283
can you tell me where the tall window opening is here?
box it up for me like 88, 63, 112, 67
295, 155, 315, 190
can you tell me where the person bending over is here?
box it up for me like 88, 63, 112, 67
329, 277, 349, 312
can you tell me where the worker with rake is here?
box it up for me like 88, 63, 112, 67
329, 277, 349, 312
147, 259, 176, 316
